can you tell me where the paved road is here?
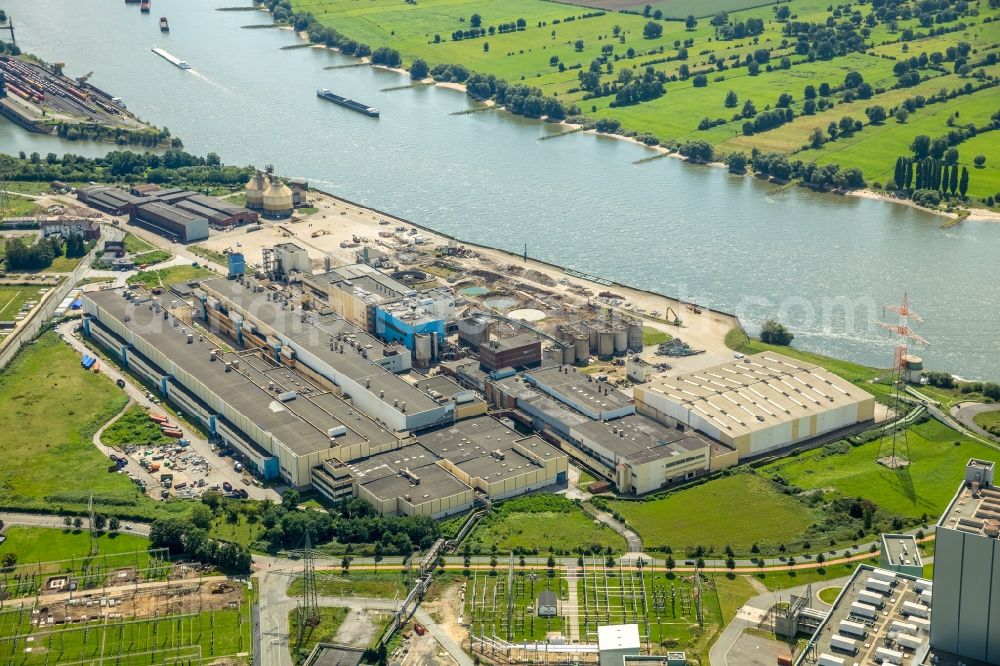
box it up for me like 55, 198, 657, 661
952, 401, 1000, 442
0, 511, 151, 536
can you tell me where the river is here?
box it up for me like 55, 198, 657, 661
5, 0, 999, 379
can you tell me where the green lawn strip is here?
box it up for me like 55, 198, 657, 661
288, 571, 410, 599
189, 244, 229, 265
465, 494, 626, 553
131, 249, 173, 266
0, 332, 189, 521
576, 468, 597, 492
0, 526, 149, 565
642, 326, 670, 346
973, 409, 1000, 436
713, 574, 758, 621
126, 264, 216, 289
818, 585, 844, 604
122, 232, 155, 254
755, 556, 876, 590
760, 418, 1000, 520
100, 405, 175, 448
289, 606, 350, 661
605, 473, 815, 555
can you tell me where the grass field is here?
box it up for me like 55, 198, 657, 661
188, 244, 228, 265
974, 409, 1000, 436
289, 607, 349, 662
465, 494, 626, 554
0, 284, 48, 321
641, 326, 670, 346
293, 0, 1000, 204
0, 526, 149, 565
762, 419, 1000, 519
605, 473, 815, 554
289, 571, 410, 599
131, 249, 173, 267
100, 405, 175, 448
122, 232, 154, 254
0, 332, 188, 520
126, 264, 215, 289
818, 585, 843, 604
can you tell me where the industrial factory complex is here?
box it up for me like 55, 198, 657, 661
79, 228, 879, 514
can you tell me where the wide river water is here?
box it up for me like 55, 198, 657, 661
5, 0, 999, 379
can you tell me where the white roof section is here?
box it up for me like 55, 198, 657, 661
597, 624, 641, 651
643, 352, 873, 438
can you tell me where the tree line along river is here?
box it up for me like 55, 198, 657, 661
4, 0, 999, 380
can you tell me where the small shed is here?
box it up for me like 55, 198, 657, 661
537, 590, 558, 618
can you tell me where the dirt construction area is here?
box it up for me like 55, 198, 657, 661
32, 580, 243, 627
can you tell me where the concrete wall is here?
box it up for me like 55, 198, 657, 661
931, 525, 1000, 662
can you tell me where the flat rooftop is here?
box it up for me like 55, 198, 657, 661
410, 375, 473, 401
86, 288, 398, 458
484, 332, 541, 352
349, 445, 470, 502
882, 534, 922, 568
938, 483, 1000, 537
525, 364, 633, 413
200, 277, 440, 415
417, 415, 565, 484
801, 564, 931, 666
573, 414, 712, 466
644, 352, 874, 438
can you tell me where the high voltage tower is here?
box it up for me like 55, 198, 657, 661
292, 531, 321, 652
876, 292, 929, 468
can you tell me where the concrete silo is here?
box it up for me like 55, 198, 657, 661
574, 334, 590, 364
627, 321, 644, 351
613, 325, 628, 354
245, 170, 268, 211
262, 179, 294, 218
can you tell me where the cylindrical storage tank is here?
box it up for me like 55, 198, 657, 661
562, 344, 576, 365
262, 179, 294, 217
575, 335, 589, 363
598, 330, 614, 357
414, 333, 432, 368
627, 322, 643, 350
903, 354, 924, 384
613, 327, 628, 353
587, 323, 598, 353
245, 171, 266, 210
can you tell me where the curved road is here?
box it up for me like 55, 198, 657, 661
952, 401, 1000, 442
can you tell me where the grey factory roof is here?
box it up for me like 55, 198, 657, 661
200, 277, 439, 414
525, 364, 633, 412
643, 352, 874, 438
881, 534, 922, 569
417, 415, 564, 484
136, 201, 208, 228
937, 465, 1000, 538
410, 375, 473, 401
799, 564, 936, 666
174, 200, 231, 224
185, 194, 248, 215
483, 332, 541, 352
573, 414, 711, 466
86, 288, 398, 457
348, 445, 469, 501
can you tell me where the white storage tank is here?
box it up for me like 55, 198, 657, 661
839, 620, 868, 638
850, 601, 878, 620
875, 647, 904, 665
830, 634, 858, 654
414, 333, 432, 368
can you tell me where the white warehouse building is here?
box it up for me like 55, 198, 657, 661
634, 352, 875, 458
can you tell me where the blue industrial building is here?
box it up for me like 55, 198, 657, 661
375, 303, 446, 360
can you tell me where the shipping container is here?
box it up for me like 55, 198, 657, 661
871, 569, 898, 585
866, 577, 893, 594
890, 620, 918, 634
875, 647, 904, 665
915, 578, 933, 593
901, 600, 929, 618
909, 616, 930, 631
858, 590, 886, 608
776, 656, 793, 666
149, 414, 168, 424
850, 601, 879, 620
817, 654, 845, 666
830, 635, 858, 654
919, 589, 933, 605
839, 620, 868, 638
895, 632, 922, 650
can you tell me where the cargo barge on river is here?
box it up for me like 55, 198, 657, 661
316, 88, 379, 118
